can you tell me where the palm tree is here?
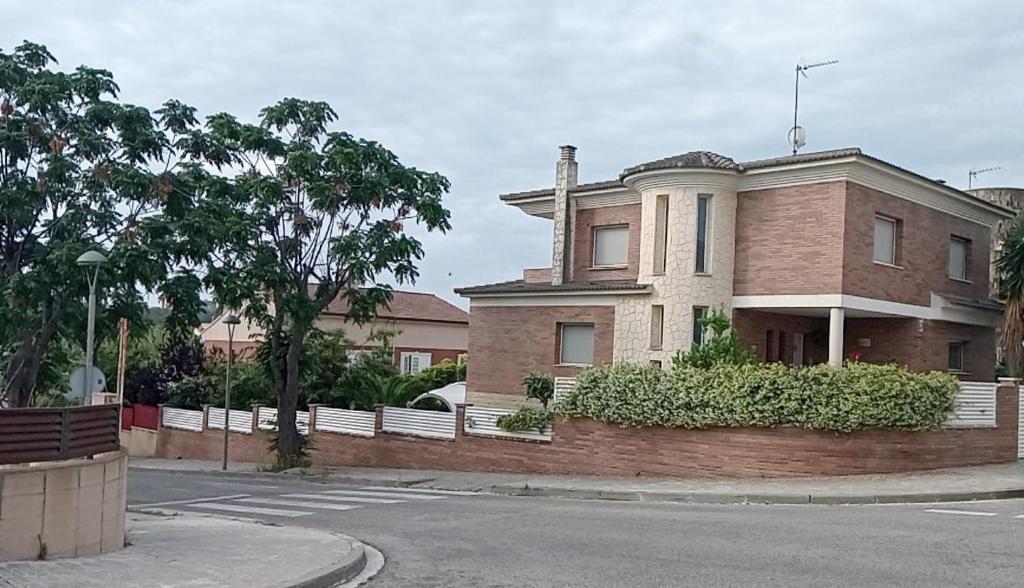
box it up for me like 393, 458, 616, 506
996, 215, 1024, 376
349, 375, 417, 411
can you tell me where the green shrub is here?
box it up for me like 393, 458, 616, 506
523, 371, 555, 408
554, 361, 959, 432
672, 308, 756, 369
496, 406, 552, 433
402, 359, 467, 398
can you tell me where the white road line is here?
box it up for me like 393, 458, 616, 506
323, 489, 447, 500
130, 494, 251, 509
360, 486, 479, 496
190, 502, 312, 517
282, 493, 404, 504
236, 497, 360, 511
924, 509, 998, 517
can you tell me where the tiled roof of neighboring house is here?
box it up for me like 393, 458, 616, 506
455, 279, 652, 296
324, 290, 469, 324
620, 150, 740, 178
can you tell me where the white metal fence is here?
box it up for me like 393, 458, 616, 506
945, 381, 997, 428
161, 407, 204, 431
381, 406, 456, 440
553, 377, 577, 403
255, 407, 310, 435
314, 407, 376, 437
207, 407, 253, 433
464, 406, 552, 441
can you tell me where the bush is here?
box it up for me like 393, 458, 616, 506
672, 308, 756, 369
402, 359, 466, 398
554, 361, 959, 432
523, 372, 554, 408
496, 406, 552, 433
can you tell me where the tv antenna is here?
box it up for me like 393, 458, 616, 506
790, 58, 838, 155
968, 166, 1001, 189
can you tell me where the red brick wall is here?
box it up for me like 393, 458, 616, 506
734, 181, 846, 295
842, 182, 992, 306
572, 204, 641, 282
466, 305, 615, 396
845, 318, 995, 381
157, 383, 1019, 478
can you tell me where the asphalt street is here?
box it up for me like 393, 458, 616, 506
130, 469, 1024, 587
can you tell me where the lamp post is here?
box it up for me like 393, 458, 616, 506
76, 250, 108, 405
222, 314, 241, 471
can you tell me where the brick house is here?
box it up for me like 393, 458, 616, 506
199, 290, 469, 374
456, 146, 1012, 407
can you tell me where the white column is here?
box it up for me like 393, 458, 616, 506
828, 307, 845, 368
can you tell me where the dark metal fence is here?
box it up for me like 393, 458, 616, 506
0, 404, 120, 465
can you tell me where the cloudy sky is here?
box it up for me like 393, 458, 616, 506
4, 1, 1023, 307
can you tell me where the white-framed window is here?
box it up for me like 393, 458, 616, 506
692, 306, 707, 345
873, 215, 898, 265
948, 342, 965, 373
650, 305, 664, 350
695, 195, 712, 273
400, 352, 432, 374
593, 225, 629, 267
559, 323, 594, 365
949, 236, 969, 280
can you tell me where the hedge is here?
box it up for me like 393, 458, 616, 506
553, 362, 960, 432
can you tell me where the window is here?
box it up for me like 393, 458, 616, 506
873, 215, 898, 265
650, 305, 664, 350
692, 306, 707, 345
650, 360, 663, 368
400, 352, 432, 374
949, 236, 969, 280
653, 195, 669, 274
948, 342, 965, 373
559, 323, 594, 365
695, 195, 711, 273
593, 225, 629, 267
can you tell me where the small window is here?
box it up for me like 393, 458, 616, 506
560, 323, 595, 365
695, 195, 711, 273
948, 342, 965, 372
653, 195, 669, 274
949, 237, 969, 280
400, 352, 432, 374
650, 305, 664, 350
593, 225, 629, 267
873, 215, 898, 265
692, 306, 707, 345
650, 359, 663, 368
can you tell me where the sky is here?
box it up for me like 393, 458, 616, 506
3, 0, 1023, 308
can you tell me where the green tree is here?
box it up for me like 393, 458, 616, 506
0, 42, 207, 406
183, 99, 451, 465
672, 309, 756, 369
997, 214, 1024, 376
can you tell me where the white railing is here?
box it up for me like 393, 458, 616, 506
381, 406, 456, 440
161, 407, 204, 431
314, 407, 376, 437
945, 381, 997, 428
553, 377, 577, 403
255, 407, 309, 435
464, 406, 552, 441
207, 407, 253, 434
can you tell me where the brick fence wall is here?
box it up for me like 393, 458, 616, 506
155, 381, 1019, 479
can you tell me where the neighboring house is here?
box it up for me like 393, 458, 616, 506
199, 290, 469, 374
456, 145, 1013, 407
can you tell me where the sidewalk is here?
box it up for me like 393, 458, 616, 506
0, 511, 368, 588
130, 457, 1024, 505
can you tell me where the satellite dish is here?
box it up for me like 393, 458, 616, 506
788, 125, 807, 151
69, 366, 107, 399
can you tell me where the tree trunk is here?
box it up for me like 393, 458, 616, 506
275, 330, 306, 466
3, 305, 63, 407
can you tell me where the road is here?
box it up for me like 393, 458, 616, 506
130, 469, 1024, 587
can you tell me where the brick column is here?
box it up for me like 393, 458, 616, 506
201, 404, 210, 431
307, 404, 322, 436
156, 404, 164, 431
454, 404, 468, 438
251, 404, 264, 433
373, 404, 385, 435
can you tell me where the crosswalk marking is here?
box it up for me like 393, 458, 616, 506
191, 502, 313, 517
235, 497, 361, 511
322, 489, 447, 500
282, 493, 404, 504
360, 486, 479, 496
924, 509, 998, 517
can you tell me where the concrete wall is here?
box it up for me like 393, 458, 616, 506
157, 381, 1018, 479
0, 449, 127, 561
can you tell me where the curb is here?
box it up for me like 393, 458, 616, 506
483, 484, 1024, 505
289, 534, 367, 588
128, 465, 435, 488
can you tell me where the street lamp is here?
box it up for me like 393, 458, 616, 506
222, 314, 241, 471
76, 250, 107, 406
